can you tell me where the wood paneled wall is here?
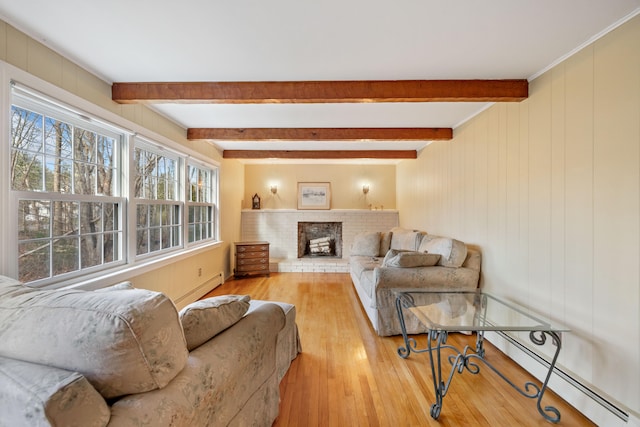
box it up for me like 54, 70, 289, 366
397, 15, 640, 424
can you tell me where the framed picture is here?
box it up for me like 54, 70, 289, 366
297, 182, 331, 210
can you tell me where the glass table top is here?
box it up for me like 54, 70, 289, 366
393, 289, 570, 333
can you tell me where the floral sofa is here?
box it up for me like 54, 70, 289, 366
349, 227, 481, 336
0, 275, 301, 426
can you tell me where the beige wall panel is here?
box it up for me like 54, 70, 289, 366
75, 66, 113, 111
563, 45, 595, 381
396, 16, 640, 417
26, 39, 63, 86
0, 21, 7, 60
244, 163, 396, 210
549, 64, 567, 323
526, 72, 553, 322
472, 112, 489, 257
397, 157, 419, 226
5, 25, 27, 70
505, 103, 522, 297
487, 106, 509, 289
592, 17, 640, 407
61, 58, 78, 94
220, 159, 245, 278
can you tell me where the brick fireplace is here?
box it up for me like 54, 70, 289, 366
240, 209, 398, 272
297, 222, 343, 258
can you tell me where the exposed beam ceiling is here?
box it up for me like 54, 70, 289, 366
1, 1, 634, 162
222, 150, 418, 160
187, 127, 452, 141
116, 80, 522, 159
112, 79, 528, 104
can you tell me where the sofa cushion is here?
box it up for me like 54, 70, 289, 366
382, 249, 441, 268
379, 231, 393, 256
179, 295, 251, 351
350, 231, 381, 256
419, 236, 468, 268
0, 355, 110, 427
390, 230, 422, 251
0, 276, 188, 399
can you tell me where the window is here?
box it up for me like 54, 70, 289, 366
187, 163, 217, 244
134, 145, 182, 256
11, 96, 124, 283
8, 83, 219, 287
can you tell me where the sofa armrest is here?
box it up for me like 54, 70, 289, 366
0, 356, 110, 427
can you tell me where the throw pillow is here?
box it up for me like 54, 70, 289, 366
382, 249, 441, 268
350, 231, 381, 256
420, 236, 468, 268
390, 230, 422, 251
379, 231, 393, 256
179, 295, 251, 351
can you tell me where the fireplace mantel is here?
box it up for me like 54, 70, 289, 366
240, 209, 399, 272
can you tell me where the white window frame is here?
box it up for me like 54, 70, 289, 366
131, 138, 184, 259
0, 61, 221, 289
187, 159, 218, 245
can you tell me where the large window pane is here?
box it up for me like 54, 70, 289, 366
52, 236, 79, 276
18, 200, 50, 240
18, 241, 50, 282
12, 89, 125, 285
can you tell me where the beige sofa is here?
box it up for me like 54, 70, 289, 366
349, 228, 481, 336
0, 275, 301, 426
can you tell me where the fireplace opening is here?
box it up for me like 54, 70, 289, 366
297, 222, 343, 258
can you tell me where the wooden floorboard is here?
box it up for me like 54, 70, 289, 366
204, 272, 595, 426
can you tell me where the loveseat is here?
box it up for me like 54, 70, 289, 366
0, 275, 301, 426
349, 228, 481, 336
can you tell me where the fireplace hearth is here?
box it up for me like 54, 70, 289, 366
298, 222, 343, 258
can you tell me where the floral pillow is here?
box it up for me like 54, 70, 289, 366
179, 295, 251, 351
382, 249, 441, 268
350, 231, 381, 256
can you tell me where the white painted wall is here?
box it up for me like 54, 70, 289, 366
397, 15, 640, 424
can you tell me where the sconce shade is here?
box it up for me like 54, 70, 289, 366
362, 185, 369, 194
270, 185, 278, 194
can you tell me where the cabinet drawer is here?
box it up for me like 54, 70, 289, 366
236, 251, 268, 260
237, 257, 268, 266
236, 244, 268, 253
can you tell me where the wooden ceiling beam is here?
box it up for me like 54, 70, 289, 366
112, 79, 528, 104
188, 127, 452, 141
222, 150, 417, 159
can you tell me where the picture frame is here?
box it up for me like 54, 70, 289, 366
297, 182, 331, 210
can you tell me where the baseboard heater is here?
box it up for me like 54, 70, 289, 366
174, 272, 223, 307
494, 330, 629, 423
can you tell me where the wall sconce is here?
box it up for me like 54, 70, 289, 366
362, 184, 369, 195
270, 185, 278, 195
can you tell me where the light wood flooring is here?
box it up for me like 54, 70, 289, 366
204, 272, 595, 426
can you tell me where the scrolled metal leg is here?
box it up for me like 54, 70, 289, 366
396, 296, 413, 358
529, 331, 563, 423
427, 329, 448, 420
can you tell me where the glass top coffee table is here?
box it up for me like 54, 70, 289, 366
393, 289, 570, 423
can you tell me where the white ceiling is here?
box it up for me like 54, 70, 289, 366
1, 1, 639, 162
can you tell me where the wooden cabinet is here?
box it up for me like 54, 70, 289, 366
234, 241, 270, 278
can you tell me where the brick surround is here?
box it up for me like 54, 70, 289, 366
240, 209, 399, 273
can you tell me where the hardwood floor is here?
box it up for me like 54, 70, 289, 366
204, 273, 595, 426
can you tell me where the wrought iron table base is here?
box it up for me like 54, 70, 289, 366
395, 297, 563, 423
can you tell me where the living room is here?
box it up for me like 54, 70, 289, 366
0, 2, 638, 426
